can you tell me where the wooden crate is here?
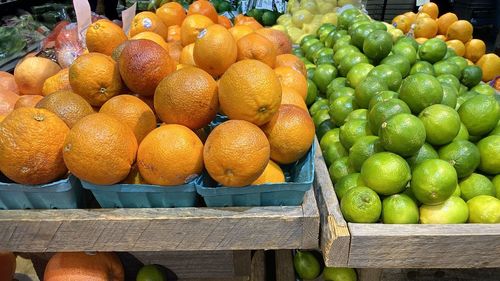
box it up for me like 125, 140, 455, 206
313, 138, 500, 269
0, 188, 319, 252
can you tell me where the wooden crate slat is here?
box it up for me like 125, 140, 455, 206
0, 188, 319, 252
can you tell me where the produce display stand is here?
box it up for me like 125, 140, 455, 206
313, 138, 500, 277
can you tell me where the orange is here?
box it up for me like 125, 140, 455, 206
218, 15, 232, 29
403, 11, 417, 24
255, 28, 292, 55
228, 25, 254, 42
392, 15, 411, 33
156, 2, 186, 28
0, 71, 19, 94
188, 0, 218, 23
44, 252, 124, 281
180, 43, 196, 65
218, 60, 282, 125
416, 12, 431, 19
14, 95, 43, 109
131, 31, 169, 51
86, 19, 127, 56
275, 54, 307, 76
0, 252, 16, 281
166, 41, 182, 62
421, 2, 439, 19
251, 160, 285, 185
274, 66, 307, 100
0, 89, 19, 116
154, 66, 218, 129
167, 25, 181, 42
435, 34, 447, 41
14, 57, 61, 96
261, 104, 315, 164
0, 107, 69, 184
130, 12, 168, 39
415, 37, 428, 44
36, 90, 95, 128
119, 40, 176, 97
447, 20, 473, 43
203, 119, 270, 187
63, 113, 138, 185
180, 14, 214, 46
137, 124, 204, 185
69, 53, 123, 106
42, 68, 72, 96
176, 63, 189, 70
237, 33, 277, 68
281, 86, 308, 111
446, 39, 466, 57
464, 39, 486, 63
476, 53, 500, 82
234, 15, 263, 30
193, 24, 237, 76
414, 17, 438, 38
99, 95, 157, 143
437, 12, 458, 35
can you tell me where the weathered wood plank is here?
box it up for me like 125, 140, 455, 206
275, 250, 295, 281
358, 269, 383, 281
0, 189, 319, 252
250, 250, 265, 281
313, 138, 350, 267
348, 223, 500, 268
380, 268, 500, 281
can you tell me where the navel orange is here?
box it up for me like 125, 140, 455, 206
447, 20, 473, 43
42, 68, 71, 96
14, 95, 44, 109
188, 0, 218, 23
86, 19, 127, 56
130, 12, 168, 39
255, 28, 293, 55
237, 33, 277, 68
0, 90, 19, 116
130, 31, 169, 51
194, 24, 237, 76
421, 2, 439, 19
251, 160, 285, 185
437, 12, 458, 35
228, 25, 254, 42
274, 66, 307, 100
281, 86, 308, 111
180, 43, 196, 65
275, 54, 307, 76
0, 71, 19, 94
476, 53, 500, 82
446, 39, 465, 57
14, 57, 61, 96
414, 17, 438, 38
218, 15, 232, 29
156, 2, 186, 28
464, 39, 486, 63
36, 90, 95, 128
180, 14, 214, 46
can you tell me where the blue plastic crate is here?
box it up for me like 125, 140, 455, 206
0, 174, 85, 209
196, 145, 315, 207
81, 178, 199, 208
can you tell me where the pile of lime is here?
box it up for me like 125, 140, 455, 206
246, 8, 282, 26
294, 250, 357, 281
303, 8, 500, 224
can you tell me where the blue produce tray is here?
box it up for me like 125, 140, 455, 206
196, 145, 315, 207
81, 179, 199, 208
0, 174, 85, 209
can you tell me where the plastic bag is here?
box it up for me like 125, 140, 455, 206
0, 27, 27, 60
55, 23, 86, 68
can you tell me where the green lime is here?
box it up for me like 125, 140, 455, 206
453, 122, 470, 141
312, 109, 330, 128
338, 52, 369, 77
313, 48, 334, 65
252, 9, 265, 23
459, 173, 496, 201
218, 1, 232, 13
433, 61, 461, 79
323, 141, 348, 166
492, 175, 500, 199
419, 196, 469, 224
354, 76, 389, 109
396, 36, 419, 51
136, 264, 167, 281
456, 91, 477, 110
382, 194, 419, 224
406, 142, 439, 169
350, 23, 377, 49
410, 159, 458, 205
341, 186, 382, 223
348, 20, 370, 35
453, 184, 461, 197
438, 140, 480, 178
380, 113, 426, 157
402, 186, 421, 205
490, 122, 500, 136
328, 87, 355, 103
437, 74, 460, 91
316, 55, 335, 65
418, 38, 447, 63
348, 136, 384, 172
320, 129, 340, 151
326, 77, 348, 99
443, 47, 457, 60
317, 120, 336, 140
329, 156, 356, 183
346, 63, 374, 89
458, 95, 500, 136
419, 104, 461, 146
339, 119, 372, 150
477, 135, 500, 175
446, 56, 468, 72
410, 61, 435, 76
380, 54, 411, 78
368, 98, 411, 134
293, 47, 304, 57
329, 95, 358, 126
309, 98, 328, 116
211, 0, 222, 10
440, 84, 458, 109
335, 173, 363, 200
458, 84, 469, 95
367, 67, 402, 96
294, 251, 321, 280
318, 23, 336, 39
338, 8, 362, 30
370, 21, 388, 31
345, 108, 369, 123
399, 73, 443, 114
307, 68, 315, 80
363, 30, 393, 61
360, 152, 411, 195
306, 79, 319, 106
460, 66, 484, 89
467, 195, 500, 223
300, 35, 317, 48
368, 90, 399, 110
326, 30, 348, 48
392, 42, 417, 65
313, 64, 338, 94
305, 42, 325, 61
332, 35, 353, 54
471, 83, 495, 96
323, 267, 357, 281
333, 45, 359, 66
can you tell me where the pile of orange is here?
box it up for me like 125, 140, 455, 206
392, 1, 500, 81
0, 0, 314, 188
